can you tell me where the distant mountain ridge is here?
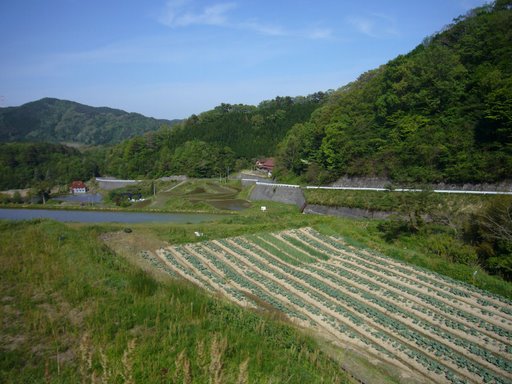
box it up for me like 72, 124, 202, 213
0, 98, 181, 145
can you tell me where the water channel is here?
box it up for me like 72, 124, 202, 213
0, 208, 224, 224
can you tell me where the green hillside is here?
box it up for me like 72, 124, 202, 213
104, 93, 328, 179
0, 98, 180, 145
277, 1, 512, 184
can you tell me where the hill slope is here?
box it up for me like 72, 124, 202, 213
104, 93, 328, 179
277, 1, 512, 184
0, 98, 180, 145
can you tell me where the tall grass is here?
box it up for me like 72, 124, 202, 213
0, 219, 349, 383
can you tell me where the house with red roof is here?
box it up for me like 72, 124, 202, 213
70, 181, 87, 194
255, 158, 275, 172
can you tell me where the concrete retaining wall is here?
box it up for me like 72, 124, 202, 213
249, 184, 306, 209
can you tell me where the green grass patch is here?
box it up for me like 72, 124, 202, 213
304, 188, 498, 212
0, 219, 349, 383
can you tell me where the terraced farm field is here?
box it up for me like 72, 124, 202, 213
143, 228, 512, 384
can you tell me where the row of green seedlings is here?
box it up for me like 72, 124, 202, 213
266, 232, 512, 374
171, 245, 249, 305
235, 236, 465, 381
159, 248, 216, 292
310, 259, 512, 377
222, 238, 393, 357
297, 229, 512, 336
209, 238, 375, 346
228, 237, 462, 381
304, 227, 511, 307
293, 233, 511, 353
292, 230, 512, 353
235, 234, 506, 384
185, 242, 309, 322
302, 228, 512, 315
140, 250, 178, 278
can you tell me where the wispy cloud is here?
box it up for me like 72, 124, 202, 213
159, 0, 236, 27
347, 13, 398, 38
157, 0, 332, 40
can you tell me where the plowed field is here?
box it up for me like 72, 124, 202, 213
142, 228, 512, 384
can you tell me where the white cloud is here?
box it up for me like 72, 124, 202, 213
159, 0, 236, 27
157, 0, 333, 40
348, 13, 398, 38
348, 17, 374, 36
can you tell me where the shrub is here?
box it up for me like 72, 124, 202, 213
425, 234, 478, 265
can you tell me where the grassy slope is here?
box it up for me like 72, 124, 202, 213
304, 188, 497, 212
0, 219, 349, 383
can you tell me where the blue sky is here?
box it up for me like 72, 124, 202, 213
0, 0, 489, 119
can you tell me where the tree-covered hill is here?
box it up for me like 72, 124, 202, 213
0, 142, 101, 190
277, 0, 512, 184
0, 98, 180, 145
104, 93, 329, 179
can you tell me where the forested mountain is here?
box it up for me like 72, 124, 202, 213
277, 0, 512, 184
104, 93, 329, 178
0, 98, 180, 145
0, 142, 100, 189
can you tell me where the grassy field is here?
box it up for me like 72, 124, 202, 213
0, 219, 351, 383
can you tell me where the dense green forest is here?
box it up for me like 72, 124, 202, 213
0, 142, 100, 190
104, 94, 328, 178
0, 98, 180, 145
277, 0, 512, 184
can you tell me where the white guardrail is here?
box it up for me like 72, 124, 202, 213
244, 178, 512, 194
305, 186, 512, 195
95, 178, 143, 183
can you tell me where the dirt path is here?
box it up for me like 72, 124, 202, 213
164, 180, 187, 192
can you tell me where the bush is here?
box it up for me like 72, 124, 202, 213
425, 234, 478, 265
378, 218, 416, 242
